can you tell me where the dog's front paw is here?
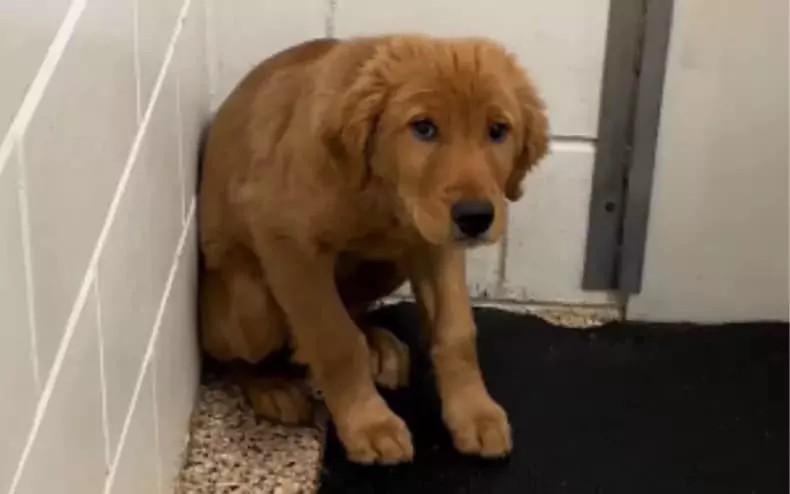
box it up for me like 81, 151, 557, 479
337, 398, 414, 465
444, 395, 512, 458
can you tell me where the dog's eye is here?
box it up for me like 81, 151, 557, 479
488, 122, 510, 143
410, 119, 438, 142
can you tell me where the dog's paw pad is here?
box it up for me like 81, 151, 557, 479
367, 326, 410, 389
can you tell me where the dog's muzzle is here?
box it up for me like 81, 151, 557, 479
451, 199, 494, 239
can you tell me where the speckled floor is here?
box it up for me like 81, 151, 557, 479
174, 305, 615, 494
175, 374, 326, 494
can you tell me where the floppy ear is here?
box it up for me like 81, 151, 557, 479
319, 44, 387, 187
505, 73, 550, 201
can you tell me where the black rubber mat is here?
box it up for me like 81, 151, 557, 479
318, 302, 788, 494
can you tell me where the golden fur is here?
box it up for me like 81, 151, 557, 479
198, 34, 549, 464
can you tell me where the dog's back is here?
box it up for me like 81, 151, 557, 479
199, 38, 339, 266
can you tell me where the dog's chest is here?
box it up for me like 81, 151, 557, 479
327, 188, 418, 259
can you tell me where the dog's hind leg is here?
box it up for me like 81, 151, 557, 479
233, 367, 314, 425
200, 247, 314, 424
336, 257, 412, 390
365, 326, 410, 389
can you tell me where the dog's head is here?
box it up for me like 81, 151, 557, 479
320, 35, 549, 246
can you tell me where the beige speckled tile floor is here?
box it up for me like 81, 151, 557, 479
175, 304, 617, 493
175, 374, 326, 494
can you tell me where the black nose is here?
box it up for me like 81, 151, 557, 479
451, 200, 494, 238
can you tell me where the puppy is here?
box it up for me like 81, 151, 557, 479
198, 34, 549, 465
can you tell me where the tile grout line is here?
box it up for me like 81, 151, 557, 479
150, 356, 165, 494
550, 134, 598, 144
0, 0, 87, 178
175, 72, 187, 228
14, 139, 41, 392
549, 138, 596, 154
7, 2, 193, 491
93, 275, 112, 471
102, 359, 148, 493
325, 0, 337, 37
7, 267, 97, 494
103, 199, 196, 494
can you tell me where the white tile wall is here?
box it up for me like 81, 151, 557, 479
155, 220, 200, 489
0, 0, 71, 138
503, 142, 615, 305
97, 65, 183, 456
22, 0, 138, 379
107, 370, 161, 494
0, 151, 38, 493
466, 243, 502, 296
0, 0, 209, 492
176, 2, 209, 222
207, 0, 327, 108
137, 0, 185, 121
13, 288, 107, 494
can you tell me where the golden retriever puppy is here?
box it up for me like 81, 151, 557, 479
198, 34, 549, 465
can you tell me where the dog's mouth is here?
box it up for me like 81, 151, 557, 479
451, 231, 496, 248
450, 221, 500, 248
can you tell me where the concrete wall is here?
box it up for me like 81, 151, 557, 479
627, 0, 789, 322
0, 0, 209, 492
